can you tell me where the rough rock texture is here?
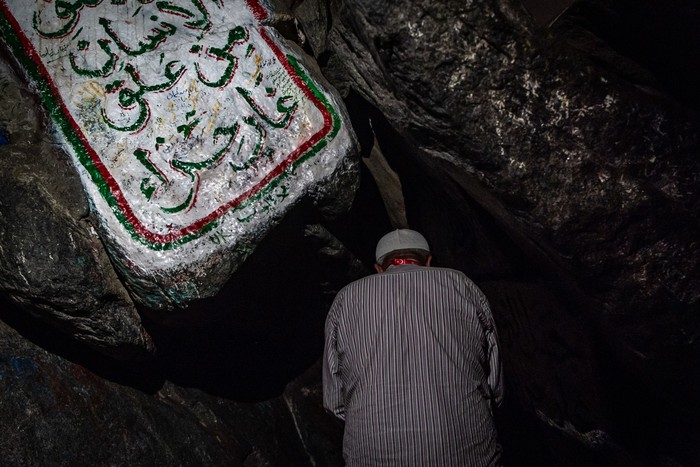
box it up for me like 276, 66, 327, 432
295, 0, 700, 463
1, 0, 699, 465
0, 56, 153, 360
283, 360, 344, 466
0, 302, 342, 466
325, 0, 700, 335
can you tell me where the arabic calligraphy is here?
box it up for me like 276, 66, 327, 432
192, 25, 247, 87
33, 0, 104, 39
102, 60, 186, 131
0, 0, 341, 250
69, 38, 116, 77
32, 0, 306, 215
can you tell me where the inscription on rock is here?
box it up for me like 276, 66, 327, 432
0, 0, 355, 307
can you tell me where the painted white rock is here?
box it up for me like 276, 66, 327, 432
0, 0, 357, 309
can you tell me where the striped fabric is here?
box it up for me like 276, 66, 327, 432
323, 264, 503, 466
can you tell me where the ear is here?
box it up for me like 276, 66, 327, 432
426, 255, 432, 267
374, 263, 384, 273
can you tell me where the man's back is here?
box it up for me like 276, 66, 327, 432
323, 264, 502, 467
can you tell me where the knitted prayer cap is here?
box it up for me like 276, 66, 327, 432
375, 229, 430, 263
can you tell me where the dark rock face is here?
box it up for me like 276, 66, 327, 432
0, 57, 153, 360
326, 0, 700, 344
0, 313, 339, 466
0, 0, 699, 465
303, 0, 699, 463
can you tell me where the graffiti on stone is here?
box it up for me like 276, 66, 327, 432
0, 0, 353, 305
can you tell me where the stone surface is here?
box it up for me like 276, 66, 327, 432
326, 0, 700, 346
0, 56, 152, 360
283, 360, 344, 467
0, 303, 343, 466
299, 0, 699, 463
1, 0, 700, 465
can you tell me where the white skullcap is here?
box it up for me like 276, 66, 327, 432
375, 229, 430, 262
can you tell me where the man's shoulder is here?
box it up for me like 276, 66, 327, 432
338, 271, 384, 293
399, 265, 472, 282
423, 265, 470, 279
342, 266, 473, 290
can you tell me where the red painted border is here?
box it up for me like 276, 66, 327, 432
0, 0, 334, 245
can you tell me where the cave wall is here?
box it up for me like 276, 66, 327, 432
296, 0, 700, 463
0, 0, 699, 465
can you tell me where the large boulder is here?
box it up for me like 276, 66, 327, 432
0, 57, 153, 360
0, 0, 359, 311
324, 0, 699, 335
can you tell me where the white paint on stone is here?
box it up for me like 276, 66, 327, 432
0, 0, 356, 306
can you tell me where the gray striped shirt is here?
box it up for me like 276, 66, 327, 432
323, 264, 503, 466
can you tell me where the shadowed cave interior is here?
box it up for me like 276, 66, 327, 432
2, 90, 696, 465
0, 0, 699, 465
